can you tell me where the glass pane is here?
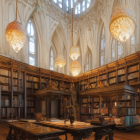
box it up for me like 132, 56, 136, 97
101, 55, 104, 66
87, 2, 90, 8
29, 41, 35, 54
66, 0, 69, 7
75, 9, 77, 14
71, 0, 73, 8
31, 24, 34, 36
29, 57, 35, 66
59, 3, 62, 8
27, 23, 30, 35
101, 38, 106, 50
83, 7, 85, 11
53, 0, 57, 3
83, 0, 85, 6
131, 34, 135, 46
59, 0, 62, 2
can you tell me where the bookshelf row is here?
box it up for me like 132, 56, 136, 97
80, 64, 140, 91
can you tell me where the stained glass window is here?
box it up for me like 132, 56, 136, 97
53, 0, 91, 14
85, 48, 91, 72
131, 33, 135, 54
118, 41, 124, 59
27, 20, 36, 66
112, 39, 116, 60
100, 26, 106, 66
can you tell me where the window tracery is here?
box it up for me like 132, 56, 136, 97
100, 26, 106, 66
50, 49, 54, 70
27, 20, 37, 66
131, 33, 135, 54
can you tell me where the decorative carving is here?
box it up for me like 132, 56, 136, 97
60, 81, 66, 91
70, 83, 76, 91
47, 80, 58, 90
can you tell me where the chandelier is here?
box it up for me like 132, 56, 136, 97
109, 5, 136, 42
69, 8, 80, 60
70, 60, 81, 76
5, 0, 26, 53
55, 55, 66, 67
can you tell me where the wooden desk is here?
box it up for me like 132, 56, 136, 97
6, 122, 66, 140
34, 121, 116, 140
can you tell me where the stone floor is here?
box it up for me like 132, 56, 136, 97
1, 123, 140, 140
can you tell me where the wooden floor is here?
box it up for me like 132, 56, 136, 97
1, 123, 140, 140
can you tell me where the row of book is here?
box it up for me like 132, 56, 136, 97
1, 97, 9, 106
119, 94, 131, 100
109, 71, 116, 78
41, 83, 47, 89
118, 108, 135, 116
27, 108, 35, 113
33, 77, 39, 82
26, 75, 39, 82
1, 85, 9, 91
82, 97, 100, 103
89, 78, 96, 83
118, 102, 133, 107
11, 72, 23, 79
137, 102, 140, 108
27, 101, 34, 107
1, 108, 17, 117
128, 72, 139, 80
128, 65, 139, 73
41, 78, 48, 83
13, 79, 18, 85
102, 80, 107, 86
13, 72, 18, 78
0, 69, 10, 76
13, 95, 23, 107
118, 69, 125, 75
100, 74, 107, 80
109, 77, 116, 84
13, 86, 18, 91
137, 109, 140, 114
121, 115, 139, 126
81, 107, 100, 114
0, 76, 9, 84
33, 83, 38, 89
118, 75, 125, 82
26, 82, 32, 88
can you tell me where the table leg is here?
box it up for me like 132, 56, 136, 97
6, 126, 16, 140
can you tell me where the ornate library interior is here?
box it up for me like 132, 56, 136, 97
0, 0, 140, 140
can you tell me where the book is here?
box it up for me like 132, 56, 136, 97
128, 65, 139, 73
118, 69, 125, 75
109, 71, 116, 78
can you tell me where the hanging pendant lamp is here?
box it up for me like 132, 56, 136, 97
5, 0, 26, 53
69, 8, 80, 60
70, 60, 81, 76
109, 5, 136, 42
55, 55, 66, 67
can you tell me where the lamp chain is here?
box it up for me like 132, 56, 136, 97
72, 8, 74, 46
16, 0, 18, 21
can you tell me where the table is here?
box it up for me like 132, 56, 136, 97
34, 120, 116, 140
6, 122, 67, 140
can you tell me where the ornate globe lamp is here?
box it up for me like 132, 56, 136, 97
109, 5, 136, 42
55, 55, 66, 67
5, 0, 26, 53
69, 8, 80, 60
70, 60, 81, 76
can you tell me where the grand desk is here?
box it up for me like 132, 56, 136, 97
6, 122, 66, 140
35, 121, 116, 140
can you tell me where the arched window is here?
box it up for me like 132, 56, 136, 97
53, 0, 62, 8
63, 47, 67, 74
50, 49, 54, 70
118, 41, 124, 59
27, 20, 37, 66
131, 33, 135, 54
112, 38, 116, 60
100, 26, 106, 66
85, 47, 91, 72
